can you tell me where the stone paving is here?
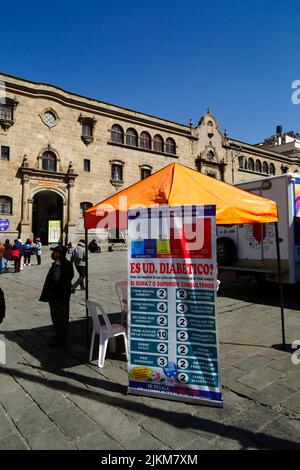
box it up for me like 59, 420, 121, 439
0, 249, 300, 450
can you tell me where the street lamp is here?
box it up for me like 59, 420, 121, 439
231, 145, 245, 184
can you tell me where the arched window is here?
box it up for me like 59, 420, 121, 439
269, 163, 276, 175
244, 158, 248, 170
80, 201, 93, 217
262, 161, 269, 174
111, 124, 124, 144
140, 131, 151, 150
0, 196, 12, 215
238, 155, 246, 169
153, 135, 164, 153
42, 151, 57, 172
248, 158, 254, 171
166, 138, 176, 155
255, 159, 262, 173
126, 128, 138, 147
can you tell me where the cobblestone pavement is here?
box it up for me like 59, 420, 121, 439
0, 249, 300, 450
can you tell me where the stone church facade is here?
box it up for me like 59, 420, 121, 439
0, 72, 298, 244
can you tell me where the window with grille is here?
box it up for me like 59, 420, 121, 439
166, 138, 176, 155
0, 196, 12, 215
153, 135, 164, 153
248, 158, 254, 171
126, 128, 138, 147
82, 122, 93, 137
0, 102, 13, 121
255, 160, 262, 173
238, 155, 246, 169
270, 163, 276, 175
1, 146, 9, 161
111, 125, 124, 144
140, 131, 151, 149
262, 161, 269, 174
111, 164, 123, 181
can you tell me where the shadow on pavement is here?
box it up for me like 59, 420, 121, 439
1, 315, 127, 369
218, 274, 300, 311
0, 365, 299, 450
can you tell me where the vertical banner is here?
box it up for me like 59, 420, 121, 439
127, 205, 223, 407
48, 220, 61, 243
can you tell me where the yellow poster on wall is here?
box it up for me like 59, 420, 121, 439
48, 220, 61, 243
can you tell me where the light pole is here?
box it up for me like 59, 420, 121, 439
231, 145, 244, 184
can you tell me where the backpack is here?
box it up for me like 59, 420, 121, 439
73, 246, 85, 265
11, 248, 20, 260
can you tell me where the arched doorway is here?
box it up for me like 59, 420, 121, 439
32, 190, 63, 245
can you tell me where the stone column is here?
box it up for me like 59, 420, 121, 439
21, 176, 29, 222
66, 179, 76, 244
20, 176, 31, 241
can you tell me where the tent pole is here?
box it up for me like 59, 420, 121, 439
275, 222, 286, 350
85, 226, 89, 349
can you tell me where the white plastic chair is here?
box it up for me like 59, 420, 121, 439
86, 300, 128, 368
115, 280, 128, 325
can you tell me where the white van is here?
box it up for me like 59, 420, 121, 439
217, 173, 300, 284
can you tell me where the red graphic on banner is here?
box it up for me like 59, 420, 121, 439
169, 217, 212, 259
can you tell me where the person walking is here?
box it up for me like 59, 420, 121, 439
0, 243, 4, 275
23, 239, 33, 266
39, 245, 74, 347
34, 237, 42, 265
71, 239, 86, 292
3, 239, 12, 271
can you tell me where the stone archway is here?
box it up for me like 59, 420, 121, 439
32, 190, 64, 244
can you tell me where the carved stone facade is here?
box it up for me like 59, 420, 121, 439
0, 72, 299, 244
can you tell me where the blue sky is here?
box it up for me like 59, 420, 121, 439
1, 0, 300, 142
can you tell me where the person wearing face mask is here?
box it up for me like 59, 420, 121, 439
39, 245, 74, 347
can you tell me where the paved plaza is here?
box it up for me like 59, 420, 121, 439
0, 249, 300, 450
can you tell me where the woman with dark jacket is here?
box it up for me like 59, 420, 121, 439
3, 239, 12, 271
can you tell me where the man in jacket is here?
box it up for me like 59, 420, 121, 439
39, 245, 74, 346
71, 240, 86, 293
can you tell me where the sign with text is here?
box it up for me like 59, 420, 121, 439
127, 205, 222, 407
48, 220, 61, 243
0, 219, 9, 232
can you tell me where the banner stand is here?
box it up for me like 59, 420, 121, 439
127, 204, 223, 408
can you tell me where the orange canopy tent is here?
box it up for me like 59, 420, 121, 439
85, 162, 278, 229
84, 162, 286, 349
